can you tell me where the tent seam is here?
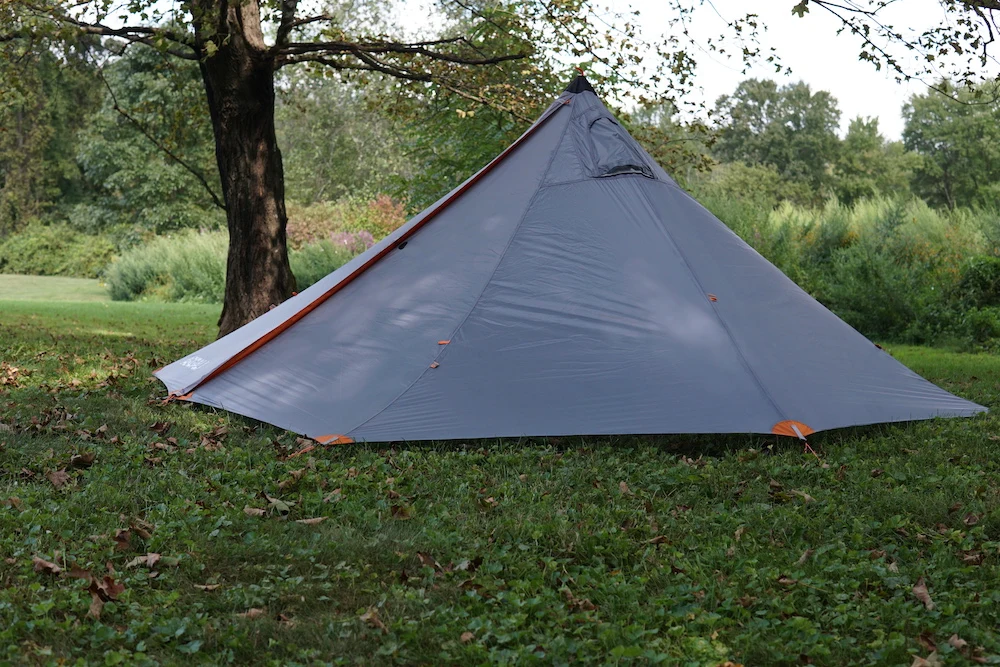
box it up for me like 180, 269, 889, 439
637, 180, 790, 425
344, 100, 577, 438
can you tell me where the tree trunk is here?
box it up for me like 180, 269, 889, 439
197, 12, 295, 338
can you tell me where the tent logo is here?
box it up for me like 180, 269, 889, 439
179, 355, 208, 371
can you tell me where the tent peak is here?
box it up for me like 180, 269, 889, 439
564, 75, 595, 94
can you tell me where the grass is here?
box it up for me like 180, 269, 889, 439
1, 298, 1000, 666
0, 274, 109, 302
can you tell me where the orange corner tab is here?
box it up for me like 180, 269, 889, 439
437, 340, 450, 345
772, 420, 815, 439
429, 361, 440, 368
170, 391, 194, 401
314, 434, 354, 445
708, 294, 718, 302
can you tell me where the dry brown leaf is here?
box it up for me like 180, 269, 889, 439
346, 467, 358, 479
32, 555, 61, 575
130, 518, 154, 540
948, 634, 968, 650
871, 468, 884, 478
113, 529, 131, 552
391, 504, 413, 520
88, 575, 125, 619
963, 513, 980, 526
295, 517, 326, 525
911, 652, 943, 667
796, 549, 814, 565
460, 631, 475, 643
913, 577, 935, 610
734, 526, 746, 542
238, 608, 265, 619
323, 488, 343, 503
791, 490, 815, 502
360, 607, 387, 633
46, 469, 70, 489
646, 535, 669, 545
146, 552, 161, 569
777, 575, 797, 587
149, 421, 172, 435
195, 583, 222, 591
70, 452, 96, 468
243, 506, 266, 517
619, 481, 634, 496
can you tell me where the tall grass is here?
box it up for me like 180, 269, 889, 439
701, 194, 1000, 347
104, 230, 358, 302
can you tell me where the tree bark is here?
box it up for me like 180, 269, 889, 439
196, 3, 296, 338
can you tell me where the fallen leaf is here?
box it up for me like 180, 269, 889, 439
87, 575, 125, 620
32, 556, 61, 575
391, 504, 413, 520
323, 488, 342, 503
149, 421, 172, 435
113, 529, 131, 552
287, 444, 314, 459
295, 517, 326, 525
263, 493, 293, 514
911, 652, 943, 667
948, 634, 968, 650
416, 552, 440, 570
70, 452, 96, 468
243, 506, 266, 517
130, 518, 154, 540
646, 535, 669, 545
195, 583, 222, 591
619, 481, 634, 496
791, 489, 815, 502
46, 469, 70, 489
796, 549, 814, 565
871, 468, 884, 478
963, 513, 980, 526
460, 631, 475, 643
238, 608, 265, 619
913, 577, 934, 610
777, 575, 797, 587
734, 526, 745, 542
360, 607, 387, 633
948, 502, 963, 514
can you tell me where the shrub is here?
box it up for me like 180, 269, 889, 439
0, 222, 115, 278
286, 194, 406, 249
954, 255, 1000, 309
105, 229, 360, 302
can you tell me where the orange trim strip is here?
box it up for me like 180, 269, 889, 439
437, 340, 450, 345
180, 98, 572, 396
772, 420, 815, 438
314, 434, 354, 445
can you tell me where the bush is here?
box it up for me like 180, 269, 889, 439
0, 222, 115, 278
105, 229, 360, 302
286, 194, 406, 249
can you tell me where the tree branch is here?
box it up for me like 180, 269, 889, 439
279, 38, 525, 65
96, 70, 227, 211
275, 0, 299, 47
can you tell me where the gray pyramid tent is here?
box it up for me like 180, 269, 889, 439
156, 76, 985, 444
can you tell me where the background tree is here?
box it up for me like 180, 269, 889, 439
903, 81, 1000, 210
0, 29, 98, 237
713, 79, 841, 204
833, 117, 918, 206
71, 43, 223, 245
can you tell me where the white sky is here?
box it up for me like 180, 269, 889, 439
403, 0, 998, 140
617, 0, 998, 139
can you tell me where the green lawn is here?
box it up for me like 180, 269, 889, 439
0, 274, 109, 302
2, 298, 999, 665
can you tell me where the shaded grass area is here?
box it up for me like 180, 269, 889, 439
1, 300, 999, 665
0, 274, 110, 302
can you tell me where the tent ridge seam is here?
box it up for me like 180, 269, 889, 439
344, 100, 576, 438
640, 180, 790, 424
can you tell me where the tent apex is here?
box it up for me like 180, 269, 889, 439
564, 75, 596, 94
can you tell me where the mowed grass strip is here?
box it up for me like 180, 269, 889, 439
0, 274, 110, 302
1, 300, 999, 665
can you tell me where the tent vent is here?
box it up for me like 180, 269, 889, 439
588, 117, 653, 179
397, 241, 408, 250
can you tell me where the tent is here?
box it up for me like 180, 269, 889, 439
156, 76, 985, 444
